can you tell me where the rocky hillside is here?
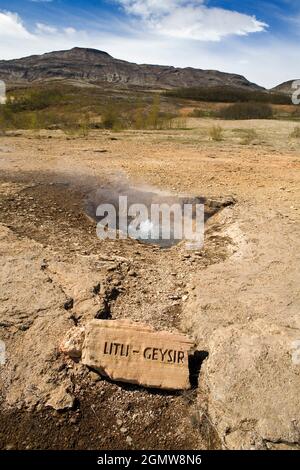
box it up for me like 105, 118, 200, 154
0, 47, 263, 90
271, 80, 299, 95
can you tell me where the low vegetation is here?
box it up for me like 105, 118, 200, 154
6, 87, 66, 112
290, 126, 300, 138
189, 108, 217, 118
218, 102, 273, 120
232, 128, 259, 145
165, 86, 290, 105
209, 125, 223, 141
0, 85, 185, 133
0, 83, 297, 134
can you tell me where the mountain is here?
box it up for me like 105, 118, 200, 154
271, 80, 299, 95
0, 47, 263, 91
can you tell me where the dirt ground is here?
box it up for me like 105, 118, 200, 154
0, 118, 299, 450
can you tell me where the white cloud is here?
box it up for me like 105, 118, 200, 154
0, 11, 80, 60
117, 0, 267, 41
35, 23, 76, 36
64, 27, 76, 35
0, 11, 34, 39
119, 0, 187, 18
0, 11, 77, 47
36, 23, 58, 34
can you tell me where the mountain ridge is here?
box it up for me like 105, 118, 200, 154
0, 47, 265, 91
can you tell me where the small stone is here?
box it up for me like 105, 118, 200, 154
70, 416, 79, 425
90, 371, 102, 383
19, 324, 30, 331
64, 298, 74, 310
93, 283, 101, 295
116, 419, 123, 427
60, 326, 85, 358
40, 260, 48, 270
46, 385, 75, 411
95, 304, 112, 320
107, 264, 118, 272
169, 294, 181, 300
128, 270, 137, 277
120, 427, 127, 434
126, 436, 133, 445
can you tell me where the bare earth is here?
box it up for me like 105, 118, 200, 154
0, 118, 299, 450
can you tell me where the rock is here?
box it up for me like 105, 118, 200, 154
63, 298, 74, 310
202, 320, 300, 449
128, 270, 137, 277
89, 370, 102, 383
69, 416, 79, 425
82, 319, 194, 390
126, 436, 133, 445
60, 326, 85, 358
46, 384, 75, 411
40, 259, 48, 271
5, 444, 14, 450
95, 300, 112, 320
92, 283, 101, 295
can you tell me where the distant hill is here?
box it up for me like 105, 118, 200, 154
271, 80, 300, 95
0, 47, 264, 91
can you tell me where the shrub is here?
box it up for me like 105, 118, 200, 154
0, 107, 40, 130
101, 104, 122, 130
7, 88, 65, 112
0, 106, 14, 130
235, 128, 258, 144
292, 108, 300, 119
100, 96, 181, 131
190, 109, 206, 118
78, 114, 90, 137
171, 117, 187, 129
290, 126, 300, 138
218, 102, 273, 120
189, 108, 217, 118
165, 86, 290, 105
146, 95, 161, 129
209, 125, 223, 141
133, 106, 145, 129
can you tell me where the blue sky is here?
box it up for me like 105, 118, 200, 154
0, 0, 299, 87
